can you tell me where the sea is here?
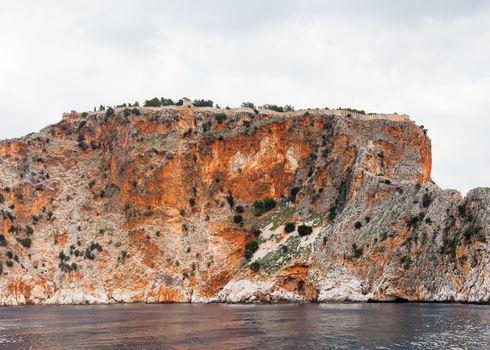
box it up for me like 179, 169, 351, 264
0, 303, 488, 349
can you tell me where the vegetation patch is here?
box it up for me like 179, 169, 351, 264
257, 236, 302, 274
249, 261, 260, 272
193, 99, 214, 107
233, 214, 243, 224
18, 237, 32, 248
144, 97, 162, 107
284, 222, 296, 233
214, 113, 227, 124
253, 198, 277, 216
85, 242, 102, 260
241, 102, 255, 109
297, 225, 313, 237
260, 104, 294, 113
244, 240, 259, 260
351, 243, 363, 259
289, 187, 300, 203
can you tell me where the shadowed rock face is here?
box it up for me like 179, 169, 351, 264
0, 106, 487, 305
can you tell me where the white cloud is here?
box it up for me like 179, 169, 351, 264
0, 0, 489, 193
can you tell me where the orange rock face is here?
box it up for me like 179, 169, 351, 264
0, 106, 487, 305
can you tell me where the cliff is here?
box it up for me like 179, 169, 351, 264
0, 105, 488, 305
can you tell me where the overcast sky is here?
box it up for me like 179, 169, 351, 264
0, 1, 489, 194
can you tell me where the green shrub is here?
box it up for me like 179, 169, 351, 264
262, 104, 284, 112
249, 261, 260, 272
84, 241, 102, 260
25, 225, 33, 235
289, 187, 300, 202
19, 237, 32, 248
189, 198, 196, 207
422, 193, 433, 208
400, 255, 411, 269
78, 141, 88, 151
119, 250, 128, 260
214, 113, 227, 124
352, 243, 363, 258
105, 107, 114, 117
354, 221, 362, 229
457, 204, 466, 217
160, 98, 174, 106
261, 104, 295, 112
405, 212, 425, 229
6, 251, 13, 259
462, 225, 483, 243
193, 99, 214, 107
241, 102, 255, 109
0, 234, 7, 247
253, 198, 276, 216
90, 140, 101, 150
297, 225, 313, 237
6, 260, 13, 267
245, 240, 259, 253
344, 107, 366, 115
244, 249, 253, 260
131, 108, 141, 116
233, 214, 243, 224
235, 205, 244, 214
284, 222, 296, 233
226, 193, 234, 208
144, 97, 162, 107
0, 194, 4, 203
59, 251, 68, 261
263, 198, 276, 211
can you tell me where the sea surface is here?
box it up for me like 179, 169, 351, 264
0, 303, 488, 349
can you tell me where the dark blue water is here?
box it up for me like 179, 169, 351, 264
0, 303, 488, 349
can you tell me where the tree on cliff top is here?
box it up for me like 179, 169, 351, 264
144, 97, 162, 107
160, 98, 174, 106
241, 102, 255, 109
192, 99, 214, 107
261, 104, 295, 112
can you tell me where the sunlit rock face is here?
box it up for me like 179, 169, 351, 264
0, 106, 487, 305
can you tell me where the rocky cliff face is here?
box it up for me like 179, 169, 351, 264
0, 106, 488, 305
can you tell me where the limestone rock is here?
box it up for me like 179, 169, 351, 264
0, 106, 487, 304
